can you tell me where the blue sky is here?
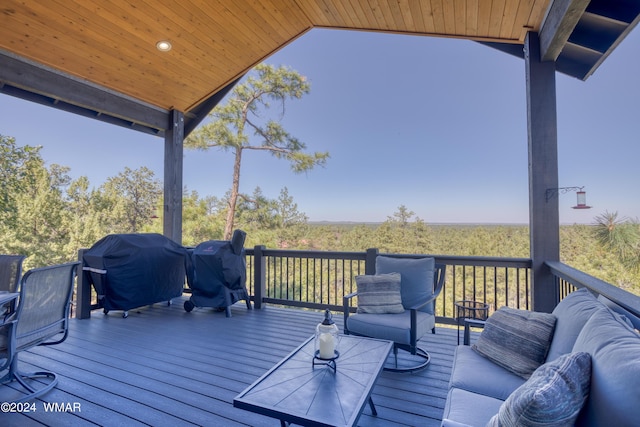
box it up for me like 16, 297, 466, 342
2, 28, 639, 224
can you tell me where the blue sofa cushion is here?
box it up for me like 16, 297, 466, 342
354, 273, 404, 314
572, 307, 640, 427
449, 345, 525, 401
442, 388, 504, 427
597, 294, 639, 329
345, 310, 434, 345
487, 352, 591, 427
547, 288, 603, 361
375, 256, 435, 314
473, 307, 556, 379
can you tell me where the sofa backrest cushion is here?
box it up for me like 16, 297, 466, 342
473, 307, 556, 379
547, 288, 603, 362
572, 307, 640, 427
596, 294, 640, 330
487, 352, 591, 427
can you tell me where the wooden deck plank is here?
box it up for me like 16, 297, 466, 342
1, 296, 464, 426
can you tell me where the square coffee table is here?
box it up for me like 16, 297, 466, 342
233, 334, 393, 426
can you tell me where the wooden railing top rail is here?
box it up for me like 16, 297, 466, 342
546, 261, 640, 319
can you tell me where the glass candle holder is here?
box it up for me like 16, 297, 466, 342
315, 309, 339, 359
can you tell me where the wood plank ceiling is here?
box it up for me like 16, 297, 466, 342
0, 0, 549, 114
1, 0, 639, 136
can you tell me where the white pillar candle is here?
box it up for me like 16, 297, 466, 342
318, 333, 334, 359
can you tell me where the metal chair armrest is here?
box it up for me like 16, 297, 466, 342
463, 319, 486, 345
408, 293, 438, 311
343, 292, 358, 334
344, 292, 358, 301
2, 311, 17, 327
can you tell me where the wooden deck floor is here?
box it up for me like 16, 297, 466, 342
1, 295, 464, 426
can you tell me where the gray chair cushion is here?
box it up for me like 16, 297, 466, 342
473, 307, 556, 379
354, 273, 404, 314
572, 307, 640, 427
345, 310, 434, 345
449, 345, 525, 401
487, 352, 591, 427
547, 288, 604, 361
375, 256, 435, 313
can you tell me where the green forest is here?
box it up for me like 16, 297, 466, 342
2, 134, 639, 297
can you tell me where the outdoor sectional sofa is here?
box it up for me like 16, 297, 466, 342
441, 288, 640, 426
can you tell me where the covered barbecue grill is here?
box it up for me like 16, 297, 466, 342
82, 233, 188, 317
185, 229, 251, 317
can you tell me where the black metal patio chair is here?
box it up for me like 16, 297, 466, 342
0, 254, 26, 293
0, 254, 25, 322
344, 256, 446, 372
0, 262, 79, 402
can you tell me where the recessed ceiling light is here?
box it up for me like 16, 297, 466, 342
156, 40, 172, 52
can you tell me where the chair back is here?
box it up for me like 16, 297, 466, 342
14, 262, 79, 350
0, 255, 26, 293
420, 263, 446, 313
231, 229, 247, 255
375, 256, 446, 314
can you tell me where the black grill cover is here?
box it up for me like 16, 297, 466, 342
187, 237, 246, 299
83, 233, 187, 311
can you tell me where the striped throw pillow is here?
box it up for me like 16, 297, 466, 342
355, 273, 405, 314
473, 306, 556, 379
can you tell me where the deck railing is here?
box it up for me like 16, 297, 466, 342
75, 247, 640, 326
547, 260, 640, 328
246, 247, 531, 325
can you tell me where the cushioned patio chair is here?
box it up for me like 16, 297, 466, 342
0, 262, 79, 402
344, 256, 445, 372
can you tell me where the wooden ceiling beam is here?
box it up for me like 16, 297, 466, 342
0, 51, 169, 134
184, 76, 243, 137
539, 0, 591, 61
0, 83, 165, 136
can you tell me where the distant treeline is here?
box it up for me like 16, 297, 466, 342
2, 134, 637, 296
286, 220, 639, 297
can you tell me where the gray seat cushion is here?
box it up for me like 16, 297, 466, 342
449, 345, 525, 401
441, 387, 504, 427
572, 307, 640, 427
546, 288, 604, 361
375, 256, 435, 313
345, 310, 434, 345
